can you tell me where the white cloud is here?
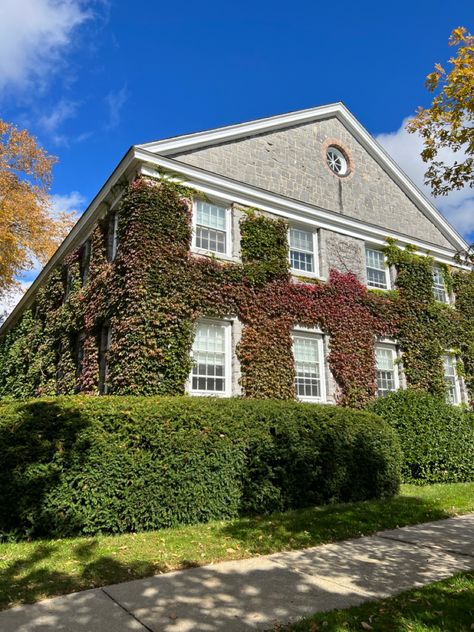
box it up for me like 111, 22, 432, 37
39, 100, 78, 133
376, 118, 474, 240
38, 99, 80, 145
0, 0, 89, 94
0, 191, 86, 322
105, 85, 128, 130
0, 282, 32, 321
51, 190, 86, 218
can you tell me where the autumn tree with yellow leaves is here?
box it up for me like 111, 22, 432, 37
408, 27, 474, 194
0, 120, 73, 297
408, 27, 474, 264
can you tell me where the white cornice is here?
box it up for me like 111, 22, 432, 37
139, 103, 346, 153
1, 103, 471, 336
139, 103, 468, 254
137, 148, 466, 264
0, 148, 138, 334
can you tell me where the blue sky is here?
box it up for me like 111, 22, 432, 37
1, 0, 473, 307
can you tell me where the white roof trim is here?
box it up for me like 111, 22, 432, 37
139, 103, 468, 253
0, 148, 138, 335
136, 149, 467, 264
1, 101, 471, 336
139, 103, 346, 153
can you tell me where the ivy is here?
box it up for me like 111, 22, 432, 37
383, 240, 461, 398
0, 177, 473, 408
452, 270, 474, 400
240, 209, 289, 284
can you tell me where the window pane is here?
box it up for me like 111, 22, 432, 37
443, 355, 459, 404
196, 226, 226, 254
290, 228, 313, 252
366, 249, 385, 270
376, 347, 396, 397
289, 228, 315, 273
432, 267, 448, 303
195, 201, 227, 254
293, 335, 321, 399
376, 348, 394, 371
191, 323, 227, 394
366, 248, 387, 289
367, 267, 387, 288
290, 250, 314, 272
196, 200, 226, 231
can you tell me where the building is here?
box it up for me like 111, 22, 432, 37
0, 103, 472, 406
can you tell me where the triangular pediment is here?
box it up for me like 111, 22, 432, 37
140, 104, 466, 252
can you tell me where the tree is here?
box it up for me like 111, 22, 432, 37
0, 120, 73, 297
407, 27, 474, 196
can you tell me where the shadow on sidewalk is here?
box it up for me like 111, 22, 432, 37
0, 494, 461, 611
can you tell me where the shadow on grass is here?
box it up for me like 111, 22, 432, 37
0, 538, 200, 610
2, 531, 472, 631
220, 493, 453, 555
0, 492, 457, 611
284, 570, 474, 631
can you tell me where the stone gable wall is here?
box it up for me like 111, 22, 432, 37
171, 117, 452, 249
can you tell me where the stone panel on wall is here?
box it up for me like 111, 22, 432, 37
319, 229, 367, 283
171, 117, 452, 249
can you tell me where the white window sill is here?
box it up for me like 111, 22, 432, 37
191, 247, 239, 263
188, 390, 231, 398
291, 270, 325, 282
367, 285, 391, 292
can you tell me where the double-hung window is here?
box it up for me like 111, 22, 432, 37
190, 320, 231, 396
80, 240, 91, 286
375, 345, 399, 397
366, 247, 389, 289
443, 354, 461, 405
107, 212, 119, 262
194, 200, 229, 256
289, 227, 318, 275
99, 325, 112, 394
291, 331, 325, 402
432, 266, 449, 303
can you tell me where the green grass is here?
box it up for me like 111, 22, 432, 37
282, 571, 474, 631
0, 482, 473, 611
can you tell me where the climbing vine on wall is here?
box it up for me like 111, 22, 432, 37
383, 241, 460, 398
452, 270, 474, 400
0, 176, 473, 408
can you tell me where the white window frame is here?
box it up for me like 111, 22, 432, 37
365, 246, 391, 290
375, 343, 400, 397
188, 318, 232, 397
432, 266, 450, 304
442, 353, 462, 405
288, 225, 320, 278
191, 198, 232, 259
99, 325, 112, 395
291, 327, 326, 403
107, 212, 119, 262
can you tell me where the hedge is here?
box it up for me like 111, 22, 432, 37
0, 396, 401, 540
370, 390, 474, 483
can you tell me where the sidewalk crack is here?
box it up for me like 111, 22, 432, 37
101, 586, 154, 632
376, 534, 474, 560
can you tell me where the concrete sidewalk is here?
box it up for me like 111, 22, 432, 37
1, 514, 473, 631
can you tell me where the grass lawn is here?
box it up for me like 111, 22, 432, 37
0, 482, 473, 611
282, 570, 474, 631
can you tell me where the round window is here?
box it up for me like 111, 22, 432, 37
326, 146, 349, 176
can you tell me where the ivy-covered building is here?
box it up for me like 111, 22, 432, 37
1, 103, 473, 407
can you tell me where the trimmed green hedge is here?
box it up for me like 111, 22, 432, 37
370, 390, 474, 483
0, 396, 401, 540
